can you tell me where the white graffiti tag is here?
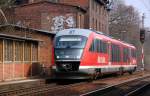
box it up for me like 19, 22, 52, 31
51, 16, 65, 31
51, 16, 75, 32
65, 16, 75, 28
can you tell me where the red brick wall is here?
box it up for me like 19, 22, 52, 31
59, 0, 109, 34
14, 2, 84, 31
14, 64, 24, 78
4, 64, 13, 80
59, 0, 89, 9
0, 64, 3, 81
15, 3, 42, 29
24, 64, 31, 77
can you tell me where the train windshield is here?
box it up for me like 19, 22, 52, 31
55, 35, 87, 48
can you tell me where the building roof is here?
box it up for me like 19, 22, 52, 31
0, 24, 56, 35
0, 33, 42, 42
14, 0, 86, 13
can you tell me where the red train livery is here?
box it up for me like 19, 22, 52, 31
52, 29, 137, 79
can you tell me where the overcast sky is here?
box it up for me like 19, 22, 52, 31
125, 0, 150, 27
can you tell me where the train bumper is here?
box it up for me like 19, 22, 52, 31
51, 67, 94, 79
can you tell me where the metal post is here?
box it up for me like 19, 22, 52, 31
141, 44, 144, 71
141, 13, 145, 71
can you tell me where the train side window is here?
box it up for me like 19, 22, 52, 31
103, 41, 107, 53
97, 39, 100, 52
123, 48, 127, 62
134, 50, 137, 58
111, 44, 121, 62
111, 44, 114, 62
111, 45, 114, 62
89, 40, 94, 52
89, 39, 97, 52
131, 49, 136, 58
99, 40, 107, 53
123, 48, 130, 62
89, 39, 108, 53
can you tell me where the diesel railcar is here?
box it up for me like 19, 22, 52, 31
52, 29, 137, 79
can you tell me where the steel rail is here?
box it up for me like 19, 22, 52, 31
17, 81, 88, 96
0, 72, 148, 96
80, 75, 150, 96
125, 83, 150, 96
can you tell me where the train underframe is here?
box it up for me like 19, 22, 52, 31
52, 61, 137, 79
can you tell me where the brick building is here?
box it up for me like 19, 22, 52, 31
0, 24, 54, 81
14, 1, 86, 33
0, 0, 110, 81
58, 0, 110, 34
12, 0, 110, 34
21, 0, 110, 34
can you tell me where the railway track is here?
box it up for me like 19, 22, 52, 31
0, 72, 149, 96
125, 83, 150, 96
80, 74, 150, 96
0, 80, 88, 96
0, 83, 56, 96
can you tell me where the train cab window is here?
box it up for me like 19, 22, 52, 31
55, 35, 87, 49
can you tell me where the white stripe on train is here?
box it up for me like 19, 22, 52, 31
52, 65, 137, 69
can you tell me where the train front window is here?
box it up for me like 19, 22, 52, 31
55, 36, 87, 48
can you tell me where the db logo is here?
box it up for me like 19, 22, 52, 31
97, 56, 106, 63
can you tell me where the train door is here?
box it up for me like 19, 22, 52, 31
108, 41, 111, 66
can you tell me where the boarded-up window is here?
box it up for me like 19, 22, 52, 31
15, 41, 23, 61
4, 40, 13, 62
32, 42, 38, 62
24, 42, 31, 62
0, 39, 3, 62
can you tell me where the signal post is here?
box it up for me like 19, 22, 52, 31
140, 29, 145, 71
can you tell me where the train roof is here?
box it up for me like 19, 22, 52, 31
56, 28, 135, 49
55, 28, 92, 37
89, 29, 135, 48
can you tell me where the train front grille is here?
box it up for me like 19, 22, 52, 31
56, 62, 80, 72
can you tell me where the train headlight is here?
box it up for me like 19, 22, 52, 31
65, 55, 69, 58
73, 56, 80, 59
76, 56, 80, 59
57, 56, 60, 59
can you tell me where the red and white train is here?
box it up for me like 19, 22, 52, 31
52, 29, 137, 79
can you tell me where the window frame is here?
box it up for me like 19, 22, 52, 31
4, 39, 14, 63
89, 38, 108, 54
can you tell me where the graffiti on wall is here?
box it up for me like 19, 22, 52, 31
51, 15, 75, 32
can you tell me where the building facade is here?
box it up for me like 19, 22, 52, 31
58, 0, 110, 34
0, 24, 54, 81
13, 0, 110, 34
14, 1, 85, 33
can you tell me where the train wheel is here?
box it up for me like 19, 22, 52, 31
128, 70, 133, 75
87, 75, 94, 82
133, 67, 136, 72
94, 72, 100, 80
88, 73, 98, 81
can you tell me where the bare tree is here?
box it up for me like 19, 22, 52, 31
109, 0, 140, 43
109, 0, 142, 69
0, 0, 16, 24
